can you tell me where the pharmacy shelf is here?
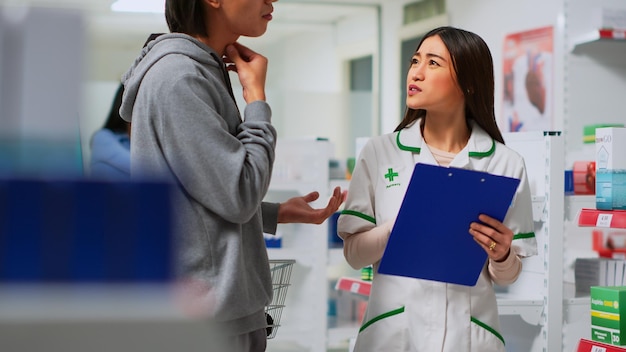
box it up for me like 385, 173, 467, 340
335, 277, 371, 297
578, 208, 626, 229
577, 338, 626, 352
569, 29, 626, 52
559, 2, 626, 350
496, 293, 544, 325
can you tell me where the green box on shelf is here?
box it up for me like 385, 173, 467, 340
591, 286, 626, 346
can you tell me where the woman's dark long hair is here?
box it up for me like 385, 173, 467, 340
394, 26, 504, 144
102, 83, 129, 134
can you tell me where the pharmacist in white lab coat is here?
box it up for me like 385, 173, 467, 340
337, 26, 537, 352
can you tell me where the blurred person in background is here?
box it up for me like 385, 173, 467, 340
88, 34, 164, 181
89, 83, 130, 180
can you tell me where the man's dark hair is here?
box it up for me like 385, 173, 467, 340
165, 0, 208, 37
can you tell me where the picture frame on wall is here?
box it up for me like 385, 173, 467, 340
502, 26, 554, 133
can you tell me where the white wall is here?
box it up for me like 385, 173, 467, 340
378, 1, 405, 134
235, 8, 380, 161
87, 12, 168, 82
263, 27, 343, 142
446, 0, 565, 136
233, 27, 348, 158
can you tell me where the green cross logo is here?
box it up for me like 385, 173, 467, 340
384, 168, 398, 182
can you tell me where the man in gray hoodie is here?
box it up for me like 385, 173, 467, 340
119, 0, 345, 351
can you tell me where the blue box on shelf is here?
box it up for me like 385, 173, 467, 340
565, 169, 574, 195
264, 234, 282, 248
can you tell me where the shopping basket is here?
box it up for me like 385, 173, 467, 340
265, 259, 295, 339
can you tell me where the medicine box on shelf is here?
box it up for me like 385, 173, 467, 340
591, 286, 626, 346
596, 127, 626, 210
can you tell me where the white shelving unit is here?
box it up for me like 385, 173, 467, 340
496, 131, 565, 351
265, 138, 332, 352
533, 0, 626, 351
569, 28, 626, 52
563, 0, 626, 155
564, 0, 626, 349
498, 133, 609, 352
497, 1, 626, 347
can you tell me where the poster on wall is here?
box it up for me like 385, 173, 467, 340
502, 26, 553, 133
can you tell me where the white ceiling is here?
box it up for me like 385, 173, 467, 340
0, 0, 381, 80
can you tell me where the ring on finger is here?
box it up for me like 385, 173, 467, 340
488, 241, 496, 251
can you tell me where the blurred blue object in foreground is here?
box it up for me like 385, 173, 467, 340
0, 179, 173, 283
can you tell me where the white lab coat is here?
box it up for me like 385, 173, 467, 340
337, 119, 537, 352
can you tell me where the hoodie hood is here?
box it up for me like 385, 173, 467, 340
119, 33, 223, 123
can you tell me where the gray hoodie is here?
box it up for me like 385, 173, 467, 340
120, 33, 277, 336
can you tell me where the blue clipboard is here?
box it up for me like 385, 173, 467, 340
377, 163, 520, 286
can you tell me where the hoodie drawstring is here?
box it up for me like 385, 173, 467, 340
211, 53, 238, 106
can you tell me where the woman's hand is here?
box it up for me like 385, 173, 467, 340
469, 214, 513, 262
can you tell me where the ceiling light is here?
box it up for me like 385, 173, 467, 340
111, 0, 165, 13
